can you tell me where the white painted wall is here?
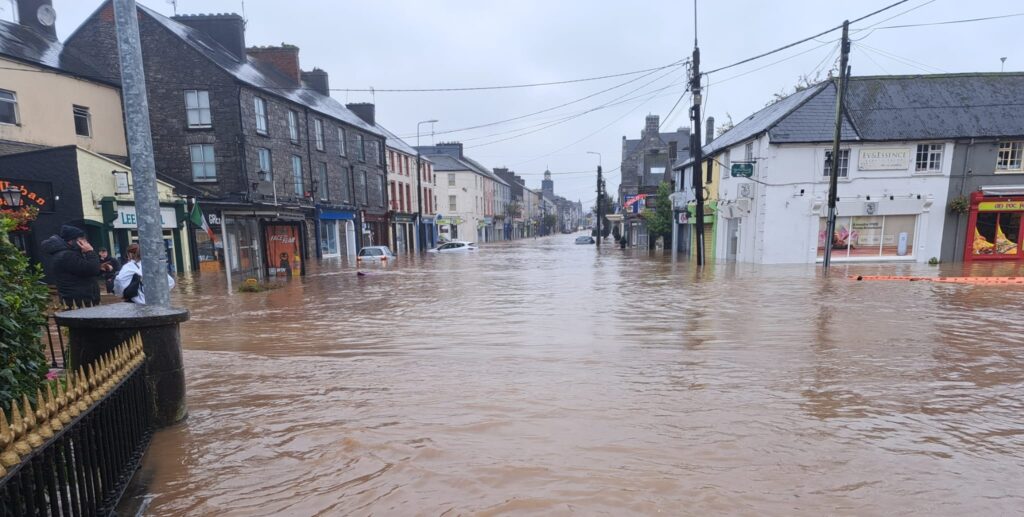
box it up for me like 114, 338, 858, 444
716, 138, 954, 264
437, 169, 485, 240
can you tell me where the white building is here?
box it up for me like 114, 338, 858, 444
705, 76, 964, 264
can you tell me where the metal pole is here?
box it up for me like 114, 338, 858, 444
823, 21, 851, 270
113, 0, 169, 306
690, 48, 705, 266
220, 211, 232, 292
415, 119, 437, 251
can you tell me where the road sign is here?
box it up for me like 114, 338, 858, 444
731, 163, 754, 178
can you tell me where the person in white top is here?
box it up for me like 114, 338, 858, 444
113, 243, 176, 304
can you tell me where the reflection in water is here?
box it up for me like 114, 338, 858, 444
129, 237, 1024, 515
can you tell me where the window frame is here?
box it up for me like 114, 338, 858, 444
189, 144, 217, 182
317, 162, 329, 201
449, 194, 457, 212
72, 105, 92, 137
823, 148, 851, 178
0, 89, 19, 125
254, 97, 268, 135
448, 173, 456, 186
291, 155, 304, 196
355, 134, 365, 162
314, 118, 325, 151
337, 126, 346, 156
915, 143, 944, 173
996, 141, 1024, 173
257, 147, 272, 180
288, 110, 300, 144
184, 89, 211, 128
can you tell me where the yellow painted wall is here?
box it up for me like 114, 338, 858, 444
0, 57, 127, 157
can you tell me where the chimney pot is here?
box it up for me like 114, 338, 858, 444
173, 13, 246, 61
706, 116, 715, 144
346, 103, 375, 126
301, 68, 330, 96
247, 45, 301, 85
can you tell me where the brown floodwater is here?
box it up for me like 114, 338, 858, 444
125, 236, 1024, 516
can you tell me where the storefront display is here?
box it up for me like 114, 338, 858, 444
265, 223, 302, 277
965, 191, 1024, 261
817, 215, 917, 260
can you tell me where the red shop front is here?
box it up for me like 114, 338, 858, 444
264, 223, 304, 277
964, 191, 1023, 261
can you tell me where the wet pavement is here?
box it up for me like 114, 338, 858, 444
126, 235, 1024, 515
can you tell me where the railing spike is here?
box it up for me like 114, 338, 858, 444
22, 394, 44, 449
0, 407, 19, 469
11, 399, 33, 456
34, 388, 54, 440
56, 379, 72, 425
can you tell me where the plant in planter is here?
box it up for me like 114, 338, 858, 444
0, 215, 50, 409
949, 195, 970, 215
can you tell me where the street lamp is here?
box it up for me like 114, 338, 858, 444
416, 119, 438, 252
1, 185, 22, 208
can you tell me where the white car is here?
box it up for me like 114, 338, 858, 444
428, 241, 478, 253
357, 246, 395, 263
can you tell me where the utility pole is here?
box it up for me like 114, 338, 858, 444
823, 20, 851, 270
597, 165, 604, 247
113, 0, 170, 306
689, 2, 706, 266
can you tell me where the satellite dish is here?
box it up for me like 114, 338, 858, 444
37, 5, 56, 27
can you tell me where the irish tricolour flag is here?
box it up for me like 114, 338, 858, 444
189, 202, 217, 243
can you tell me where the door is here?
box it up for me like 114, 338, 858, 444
727, 218, 739, 262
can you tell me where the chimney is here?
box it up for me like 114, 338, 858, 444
173, 13, 246, 61
16, 0, 57, 39
705, 116, 715, 144
435, 142, 464, 159
302, 68, 330, 96
247, 45, 301, 85
644, 114, 659, 137
346, 103, 375, 126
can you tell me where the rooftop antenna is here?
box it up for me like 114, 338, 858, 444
241, 1, 247, 28
371, 86, 376, 103
1001, 57, 1007, 72
167, 0, 177, 15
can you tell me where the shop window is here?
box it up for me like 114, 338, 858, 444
185, 90, 211, 128
288, 110, 300, 143
996, 142, 1023, 172
254, 97, 268, 135
823, 149, 850, 178
291, 155, 303, 195
0, 89, 18, 125
972, 212, 1020, 256
818, 215, 916, 259
321, 219, 339, 256
73, 105, 91, 137
915, 143, 943, 172
189, 144, 216, 181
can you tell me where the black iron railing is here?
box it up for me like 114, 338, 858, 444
0, 336, 152, 517
41, 316, 68, 370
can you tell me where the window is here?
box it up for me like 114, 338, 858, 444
448, 173, 456, 186
337, 127, 346, 156
915, 144, 943, 172
257, 148, 272, 181
397, 182, 405, 211
366, 140, 378, 165
973, 211, 1021, 256
744, 141, 753, 161
288, 110, 300, 143
291, 155, 303, 195
254, 97, 268, 134
390, 181, 397, 210
721, 152, 731, 179
406, 183, 412, 212
378, 175, 386, 208
817, 215, 917, 260
0, 90, 18, 125
321, 219, 339, 256
73, 105, 91, 137
996, 142, 1023, 172
404, 156, 410, 176
314, 119, 324, 151
356, 170, 367, 204
449, 195, 457, 211
823, 149, 850, 178
184, 90, 211, 127
317, 163, 328, 201
355, 134, 365, 161
189, 144, 216, 181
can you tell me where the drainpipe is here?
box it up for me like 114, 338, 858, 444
954, 138, 974, 261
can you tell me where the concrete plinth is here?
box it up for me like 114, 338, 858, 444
55, 303, 190, 427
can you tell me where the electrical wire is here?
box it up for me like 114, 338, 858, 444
856, 42, 948, 73
869, 12, 1024, 30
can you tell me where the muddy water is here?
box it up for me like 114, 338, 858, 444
130, 236, 1024, 515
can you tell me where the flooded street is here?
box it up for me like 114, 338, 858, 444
132, 236, 1024, 516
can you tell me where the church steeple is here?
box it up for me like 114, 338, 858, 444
541, 169, 554, 198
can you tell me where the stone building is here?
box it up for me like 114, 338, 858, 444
618, 114, 690, 248
64, 3, 387, 280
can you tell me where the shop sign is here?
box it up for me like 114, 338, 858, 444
207, 212, 222, 225
858, 148, 911, 171
979, 201, 1024, 212
0, 178, 54, 211
731, 163, 754, 178
112, 171, 130, 194
113, 206, 178, 229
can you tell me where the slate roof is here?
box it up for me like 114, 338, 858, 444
415, 145, 508, 185
136, 4, 383, 138
678, 72, 1024, 170
0, 19, 111, 84
376, 124, 431, 162
623, 129, 691, 157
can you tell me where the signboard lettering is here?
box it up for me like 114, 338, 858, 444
731, 163, 754, 178
113, 206, 178, 229
979, 201, 1024, 212
858, 148, 911, 171
0, 179, 54, 211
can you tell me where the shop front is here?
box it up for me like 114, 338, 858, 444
363, 213, 389, 248
264, 222, 303, 277
318, 208, 356, 259
101, 200, 188, 274
390, 213, 415, 254
965, 190, 1023, 261
421, 215, 437, 249
435, 215, 463, 241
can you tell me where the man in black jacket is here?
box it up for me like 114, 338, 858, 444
40, 225, 106, 309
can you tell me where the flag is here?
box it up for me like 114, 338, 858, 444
189, 202, 217, 243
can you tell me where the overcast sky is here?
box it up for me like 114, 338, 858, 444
13, 0, 1020, 205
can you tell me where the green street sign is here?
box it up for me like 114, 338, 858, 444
731, 163, 754, 178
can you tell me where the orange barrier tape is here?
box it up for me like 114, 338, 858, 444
851, 275, 1024, 284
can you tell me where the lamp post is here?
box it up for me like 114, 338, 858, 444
416, 119, 438, 252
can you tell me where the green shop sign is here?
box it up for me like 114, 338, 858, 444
731, 163, 754, 178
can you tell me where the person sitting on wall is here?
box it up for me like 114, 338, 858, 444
40, 225, 108, 309
97, 247, 120, 295
114, 243, 176, 304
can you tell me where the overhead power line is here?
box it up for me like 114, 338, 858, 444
869, 12, 1024, 30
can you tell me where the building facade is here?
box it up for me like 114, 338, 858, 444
619, 115, 690, 248
380, 123, 434, 254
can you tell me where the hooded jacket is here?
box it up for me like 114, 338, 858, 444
40, 234, 101, 304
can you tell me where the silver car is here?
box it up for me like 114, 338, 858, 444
428, 241, 478, 253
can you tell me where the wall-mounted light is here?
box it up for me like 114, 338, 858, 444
1, 186, 22, 207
